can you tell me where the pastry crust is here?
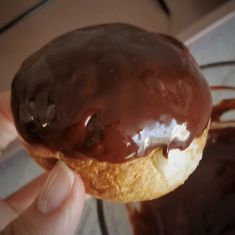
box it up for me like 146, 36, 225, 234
23, 123, 209, 203
11, 24, 212, 202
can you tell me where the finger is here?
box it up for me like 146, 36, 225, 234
1, 161, 85, 235
0, 199, 17, 231
5, 172, 90, 211
5, 174, 47, 214
0, 91, 17, 151
85, 194, 91, 200
0, 175, 46, 230
0, 91, 13, 121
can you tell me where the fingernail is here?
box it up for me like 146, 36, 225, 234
37, 161, 74, 214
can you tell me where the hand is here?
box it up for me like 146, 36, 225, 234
0, 91, 85, 235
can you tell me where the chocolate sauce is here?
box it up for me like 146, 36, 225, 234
130, 96, 235, 235
11, 24, 212, 163
212, 99, 235, 122
210, 85, 235, 90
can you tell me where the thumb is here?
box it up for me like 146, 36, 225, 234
2, 161, 85, 235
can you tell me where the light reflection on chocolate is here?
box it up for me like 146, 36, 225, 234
130, 87, 235, 235
132, 119, 190, 156
11, 23, 212, 163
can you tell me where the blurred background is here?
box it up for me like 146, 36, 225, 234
0, 1, 235, 234
0, 0, 234, 92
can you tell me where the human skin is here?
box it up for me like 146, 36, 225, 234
0, 91, 85, 235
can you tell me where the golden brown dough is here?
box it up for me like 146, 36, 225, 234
11, 24, 212, 202
23, 124, 209, 203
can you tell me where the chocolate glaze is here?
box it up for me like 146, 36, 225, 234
210, 85, 235, 90
11, 23, 212, 163
130, 95, 235, 235
212, 99, 235, 122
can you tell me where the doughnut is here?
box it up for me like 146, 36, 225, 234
11, 24, 212, 202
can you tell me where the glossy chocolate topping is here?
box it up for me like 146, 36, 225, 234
11, 23, 212, 163
130, 94, 235, 235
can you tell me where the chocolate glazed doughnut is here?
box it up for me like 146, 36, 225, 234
11, 24, 212, 202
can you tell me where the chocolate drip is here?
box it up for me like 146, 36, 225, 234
130, 87, 235, 235
212, 99, 235, 122
210, 85, 235, 90
11, 24, 212, 163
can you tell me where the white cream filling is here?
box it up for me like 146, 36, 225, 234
153, 140, 202, 188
